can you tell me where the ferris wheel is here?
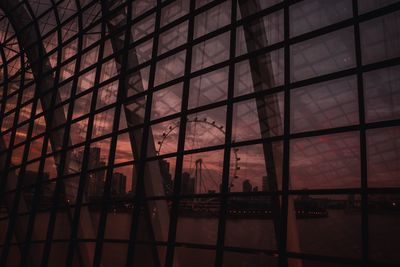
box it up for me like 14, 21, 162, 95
156, 117, 240, 192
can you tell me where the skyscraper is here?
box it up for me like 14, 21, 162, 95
242, 179, 252, 192
112, 172, 127, 195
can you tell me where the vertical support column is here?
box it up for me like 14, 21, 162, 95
105, 1, 169, 266
237, 1, 301, 266
0, 1, 97, 266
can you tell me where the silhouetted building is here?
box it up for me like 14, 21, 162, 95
112, 172, 127, 195
78, 147, 106, 198
262, 176, 269, 191
22, 171, 51, 208
242, 179, 252, 192
160, 159, 173, 195
23, 171, 50, 190
181, 172, 195, 195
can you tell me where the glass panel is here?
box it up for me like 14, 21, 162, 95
194, 1, 231, 38
229, 143, 283, 193
367, 126, 400, 187
232, 94, 284, 142
225, 196, 279, 250
72, 92, 92, 120
360, 10, 400, 64
290, 0, 352, 37
182, 150, 224, 194
176, 195, 220, 245
101, 243, 128, 267
363, 66, 400, 122
358, 0, 400, 14
92, 108, 115, 138
144, 157, 176, 197
1, 1, 398, 266
223, 251, 278, 267
288, 194, 362, 259
234, 49, 284, 96
291, 76, 358, 133
151, 118, 180, 155
161, 0, 189, 26
115, 133, 134, 164
189, 67, 228, 109
174, 247, 215, 267
369, 194, 400, 263
151, 83, 183, 120
291, 27, 355, 82
154, 50, 186, 86
191, 32, 230, 72
158, 21, 188, 55
236, 10, 284, 56
237, 0, 282, 19
185, 106, 226, 151
290, 132, 361, 189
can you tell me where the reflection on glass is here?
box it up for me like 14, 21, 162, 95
291, 27, 355, 82
101, 243, 128, 267
363, 65, 400, 122
144, 157, 176, 197
288, 194, 362, 259
96, 81, 118, 110
290, 0, 352, 37
70, 118, 89, 145
78, 69, 96, 93
73, 92, 92, 120
291, 76, 358, 133
189, 67, 228, 109
194, 0, 231, 38
131, 14, 156, 42
234, 49, 284, 96
174, 247, 215, 267
236, 10, 283, 56
368, 194, 400, 263
100, 59, 118, 83
0, 1, 398, 266
367, 126, 400, 187
185, 106, 226, 151
360, 10, 400, 64
115, 133, 134, 164
14, 124, 29, 146
182, 150, 224, 194
223, 251, 278, 267
161, 0, 190, 27
31, 211, 50, 241
134, 245, 168, 267
225, 196, 278, 250
290, 132, 360, 189
358, 0, 400, 14
191, 32, 230, 72
92, 108, 115, 138
158, 21, 188, 55
152, 119, 180, 155
236, 0, 282, 19
136, 200, 170, 242
176, 197, 220, 245
151, 83, 182, 120
232, 94, 284, 142
289, 259, 354, 267
155, 51, 186, 86
229, 143, 283, 192
105, 203, 132, 240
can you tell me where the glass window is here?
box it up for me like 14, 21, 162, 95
363, 65, 400, 122
360, 10, 400, 64
291, 27, 355, 82
0, 1, 398, 266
